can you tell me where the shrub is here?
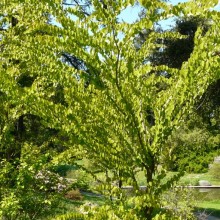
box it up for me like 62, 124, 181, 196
208, 163, 220, 179
174, 153, 214, 173
0, 192, 21, 220
178, 177, 199, 186
53, 164, 78, 177
65, 189, 83, 200
35, 169, 70, 193
162, 187, 196, 219
0, 159, 70, 219
66, 169, 92, 191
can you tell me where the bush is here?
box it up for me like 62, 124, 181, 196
208, 163, 220, 179
162, 187, 196, 219
162, 125, 220, 174
65, 189, 83, 200
0, 192, 21, 220
66, 169, 92, 191
35, 169, 70, 193
178, 177, 199, 186
173, 152, 214, 173
53, 164, 78, 177
0, 159, 71, 219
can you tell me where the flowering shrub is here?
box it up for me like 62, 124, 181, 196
0, 158, 73, 219
35, 170, 70, 193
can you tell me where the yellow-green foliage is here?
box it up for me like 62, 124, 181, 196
0, 0, 220, 219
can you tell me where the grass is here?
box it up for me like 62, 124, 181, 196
54, 163, 220, 218
197, 200, 220, 210
178, 172, 220, 186
49, 191, 106, 219
62, 191, 105, 210
168, 171, 220, 217
136, 169, 220, 186
194, 187, 220, 217
196, 200, 220, 217
135, 170, 220, 218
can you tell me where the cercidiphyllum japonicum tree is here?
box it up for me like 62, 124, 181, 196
0, 0, 220, 219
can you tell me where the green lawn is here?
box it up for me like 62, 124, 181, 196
196, 200, 220, 217
178, 173, 220, 186
56, 164, 220, 218
49, 191, 106, 219
136, 170, 220, 186
179, 173, 220, 218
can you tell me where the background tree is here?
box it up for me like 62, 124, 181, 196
135, 13, 220, 172
0, 3, 81, 219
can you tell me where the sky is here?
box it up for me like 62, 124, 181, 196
56, 0, 220, 30
119, 0, 188, 24
119, 0, 220, 29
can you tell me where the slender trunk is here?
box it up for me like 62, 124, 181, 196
14, 115, 24, 160
12, 16, 18, 27
118, 179, 122, 188
12, 15, 23, 161
118, 170, 122, 188
144, 155, 156, 219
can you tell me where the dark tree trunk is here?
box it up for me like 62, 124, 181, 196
144, 154, 156, 219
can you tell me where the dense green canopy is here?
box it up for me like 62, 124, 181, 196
0, 0, 220, 219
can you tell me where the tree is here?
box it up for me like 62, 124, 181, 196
149, 16, 210, 69
1, 0, 220, 219
0, 3, 78, 219
0, 0, 90, 165
134, 12, 220, 173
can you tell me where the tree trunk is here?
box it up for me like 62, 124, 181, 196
144, 155, 156, 219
